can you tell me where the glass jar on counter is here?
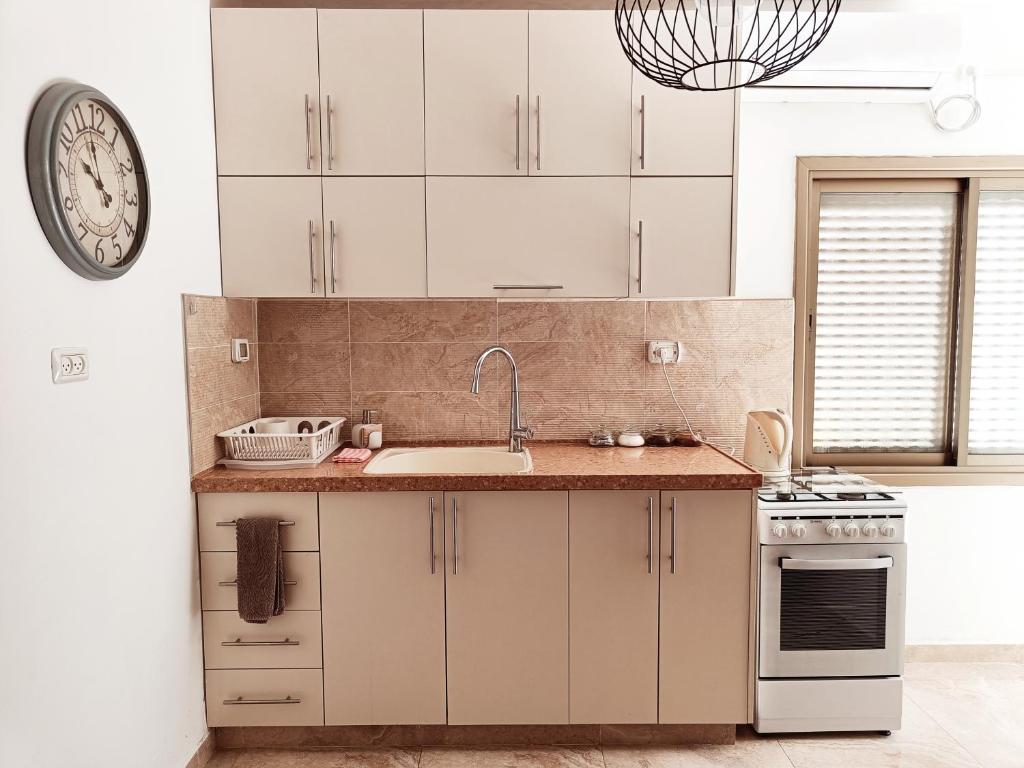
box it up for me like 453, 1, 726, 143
588, 425, 616, 447
616, 425, 645, 447
645, 423, 674, 447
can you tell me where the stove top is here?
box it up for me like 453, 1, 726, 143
758, 468, 899, 504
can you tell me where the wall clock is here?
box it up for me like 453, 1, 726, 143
27, 82, 150, 280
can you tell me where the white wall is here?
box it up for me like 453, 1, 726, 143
0, 2, 220, 767
735, 75, 1024, 645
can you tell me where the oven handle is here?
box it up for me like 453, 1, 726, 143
780, 556, 894, 571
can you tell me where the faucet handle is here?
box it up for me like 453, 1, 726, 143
513, 426, 535, 440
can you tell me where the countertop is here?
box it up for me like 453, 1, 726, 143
191, 441, 762, 493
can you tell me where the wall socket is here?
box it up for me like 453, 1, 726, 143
647, 340, 685, 364
51, 347, 89, 384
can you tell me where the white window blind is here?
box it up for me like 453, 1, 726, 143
812, 191, 959, 454
968, 190, 1024, 454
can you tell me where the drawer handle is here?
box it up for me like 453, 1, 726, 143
224, 695, 302, 706
216, 520, 296, 527
221, 637, 300, 647
219, 579, 298, 587
492, 284, 564, 291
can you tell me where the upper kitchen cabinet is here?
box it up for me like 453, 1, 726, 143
424, 11, 528, 176
219, 177, 324, 298
317, 10, 425, 175
212, 9, 321, 176
630, 177, 733, 298
426, 177, 629, 297
633, 78, 736, 176
528, 11, 632, 176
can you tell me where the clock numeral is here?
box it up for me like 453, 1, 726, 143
76, 222, 88, 242
71, 104, 88, 135
119, 157, 134, 176
123, 219, 136, 239
125, 192, 138, 207
94, 239, 105, 264
59, 123, 73, 153
88, 103, 106, 135
110, 126, 121, 148
111, 232, 124, 262
57, 160, 68, 178
63, 195, 74, 212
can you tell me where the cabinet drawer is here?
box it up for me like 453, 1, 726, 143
198, 493, 319, 552
203, 610, 323, 670
200, 551, 321, 611
206, 668, 324, 727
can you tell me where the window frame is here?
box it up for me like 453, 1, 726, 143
794, 156, 1024, 485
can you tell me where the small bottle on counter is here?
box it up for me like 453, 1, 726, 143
645, 423, 674, 447
351, 409, 384, 450
617, 425, 645, 447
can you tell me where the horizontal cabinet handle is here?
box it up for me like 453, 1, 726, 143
218, 579, 298, 587
492, 284, 564, 290
216, 520, 295, 527
223, 695, 302, 706
221, 637, 300, 647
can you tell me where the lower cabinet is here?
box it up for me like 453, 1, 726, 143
320, 491, 447, 725
659, 490, 752, 723
444, 490, 569, 724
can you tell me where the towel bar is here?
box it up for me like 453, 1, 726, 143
216, 520, 296, 527
218, 579, 297, 587
221, 637, 300, 647
223, 696, 302, 705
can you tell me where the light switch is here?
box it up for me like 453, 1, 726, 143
231, 338, 251, 363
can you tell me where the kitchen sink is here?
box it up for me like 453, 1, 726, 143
362, 446, 533, 475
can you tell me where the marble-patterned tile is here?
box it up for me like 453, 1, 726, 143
499, 342, 644, 392
350, 300, 496, 343
350, 343, 498, 392
184, 295, 256, 348
352, 391, 501, 441
258, 343, 351, 394
189, 394, 260, 474
205, 751, 241, 768
420, 746, 603, 768
777, 696, 981, 768
260, 392, 351, 422
603, 733, 792, 767
187, 345, 259, 412
501, 390, 646, 440
230, 748, 419, 768
257, 300, 350, 344
498, 300, 645, 342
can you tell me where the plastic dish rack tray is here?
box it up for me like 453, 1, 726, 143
217, 416, 346, 469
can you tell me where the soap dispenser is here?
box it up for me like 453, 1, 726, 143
351, 409, 383, 450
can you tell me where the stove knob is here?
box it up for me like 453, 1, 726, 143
881, 522, 897, 538
771, 523, 788, 539
826, 522, 843, 539
862, 522, 879, 538
843, 522, 861, 538
791, 523, 807, 539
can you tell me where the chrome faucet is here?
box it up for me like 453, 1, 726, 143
470, 346, 534, 453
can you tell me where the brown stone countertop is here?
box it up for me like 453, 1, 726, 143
191, 441, 761, 493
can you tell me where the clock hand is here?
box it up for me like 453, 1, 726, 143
87, 136, 105, 189
81, 160, 113, 208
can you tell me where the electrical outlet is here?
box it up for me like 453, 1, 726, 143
51, 347, 89, 384
647, 340, 685, 364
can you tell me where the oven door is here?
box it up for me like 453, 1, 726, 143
759, 543, 906, 679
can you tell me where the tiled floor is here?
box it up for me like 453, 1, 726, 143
207, 662, 1023, 768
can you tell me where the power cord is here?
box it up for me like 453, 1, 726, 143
658, 347, 737, 456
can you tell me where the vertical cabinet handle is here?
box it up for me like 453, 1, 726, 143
646, 495, 654, 574
329, 219, 337, 295
515, 95, 521, 171
326, 94, 334, 171
535, 95, 542, 171
637, 220, 644, 295
307, 220, 316, 294
429, 496, 436, 575
670, 496, 678, 575
639, 94, 646, 171
304, 94, 313, 170
451, 496, 459, 575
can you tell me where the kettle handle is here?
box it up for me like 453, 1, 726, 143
761, 409, 793, 458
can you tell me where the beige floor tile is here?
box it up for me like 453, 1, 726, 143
229, 748, 420, 768
603, 732, 793, 768
207, 752, 242, 768
777, 696, 981, 768
419, 746, 603, 768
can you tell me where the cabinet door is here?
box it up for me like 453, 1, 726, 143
219, 177, 324, 298
424, 11, 528, 175
630, 177, 733, 298
660, 491, 752, 724
318, 10, 425, 175
445, 491, 569, 725
212, 9, 321, 175
569, 491, 659, 724
528, 11, 631, 176
633, 80, 735, 176
320, 492, 446, 725
426, 177, 629, 297
322, 178, 426, 297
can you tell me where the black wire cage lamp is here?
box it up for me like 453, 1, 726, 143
615, 0, 843, 92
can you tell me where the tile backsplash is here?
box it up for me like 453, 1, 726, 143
183, 296, 793, 474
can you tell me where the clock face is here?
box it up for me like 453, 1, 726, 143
27, 84, 150, 280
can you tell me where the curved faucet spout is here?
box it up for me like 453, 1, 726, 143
470, 346, 532, 452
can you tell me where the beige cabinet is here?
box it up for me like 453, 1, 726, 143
424, 11, 528, 175
322, 178, 427, 297
212, 9, 321, 176
206, 669, 324, 727
318, 10, 425, 175
569, 491, 659, 724
659, 490, 752, 724
320, 492, 446, 725
633, 81, 735, 176
528, 11, 631, 176
629, 177, 733, 298
426, 177, 629, 297
444, 491, 569, 724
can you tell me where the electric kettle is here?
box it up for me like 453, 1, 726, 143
743, 409, 793, 481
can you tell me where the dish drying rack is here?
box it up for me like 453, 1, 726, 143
217, 416, 346, 469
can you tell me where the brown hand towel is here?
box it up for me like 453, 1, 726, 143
235, 518, 285, 623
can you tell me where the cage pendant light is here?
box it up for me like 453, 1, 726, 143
615, 0, 842, 91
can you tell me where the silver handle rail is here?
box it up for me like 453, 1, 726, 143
326, 94, 334, 171
329, 219, 337, 294
308, 219, 316, 294
429, 496, 437, 575
535, 95, 542, 171
216, 520, 296, 527
515, 95, 521, 171
492, 284, 564, 291
646, 496, 654, 574
221, 637, 300, 647
451, 496, 459, 575
639, 94, 646, 170
224, 695, 301, 706
219, 579, 298, 587
637, 219, 644, 294
670, 496, 678, 574
304, 95, 313, 170
781, 556, 894, 571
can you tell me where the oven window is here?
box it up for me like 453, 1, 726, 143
780, 568, 888, 651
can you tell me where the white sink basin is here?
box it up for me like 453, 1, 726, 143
363, 446, 533, 475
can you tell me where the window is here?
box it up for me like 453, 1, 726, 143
795, 158, 1024, 478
